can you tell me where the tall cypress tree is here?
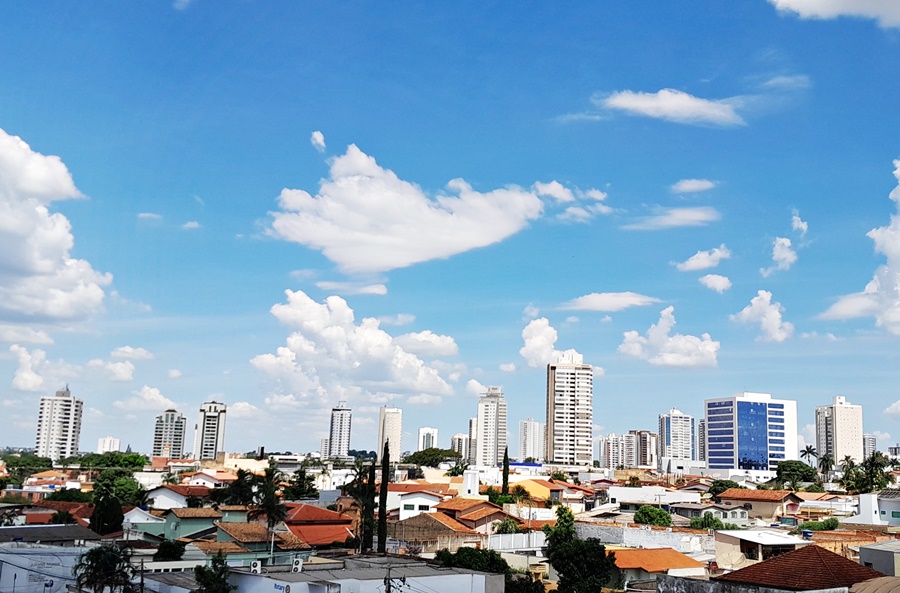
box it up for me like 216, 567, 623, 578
377, 440, 390, 553
502, 446, 509, 496
362, 462, 376, 552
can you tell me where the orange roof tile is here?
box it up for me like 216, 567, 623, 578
284, 503, 352, 523
435, 498, 495, 512
458, 507, 508, 522
170, 508, 222, 519
156, 484, 212, 497
428, 512, 478, 534
191, 541, 249, 555
286, 523, 354, 546
717, 488, 799, 502
612, 548, 705, 573
215, 522, 310, 549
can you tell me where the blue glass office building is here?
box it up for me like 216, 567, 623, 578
705, 392, 798, 471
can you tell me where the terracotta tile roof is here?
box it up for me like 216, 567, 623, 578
215, 505, 249, 512
428, 512, 478, 534
794, 492, 831, 501
458, 507, 508, 522
191, 541, 249, 555
717, 488, 798, 502
156, 484, 212, 497
284, 503, 352, 523
32, 501, 94, 518
435, 498, 494, 512
170, 508, 222, 519
286, 523, 354, 546
214, 522, 310, 549
275, 532, 311, 550
612, 548, 704, 573
398, 489, 444, 500
715, 544, 883, 590
517, 518, 555, 531
526, 479, 565, 491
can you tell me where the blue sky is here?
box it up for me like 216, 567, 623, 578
2, 1, 900, 458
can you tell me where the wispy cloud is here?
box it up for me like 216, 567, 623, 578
599, 88, 745, 127
137, 212, 162, 220
769, 0, 900, 28
675, 244, 731, 271
671, 179, 717, 194
182, 221, 201, 230
310, 130, 326, 153
622, 206, 721, 230
561, 292, 661, 312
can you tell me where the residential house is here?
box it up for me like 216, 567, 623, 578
0, 524, 101, 545
669, 502, 750, 527
714, 529, 811, 570
161, 507, 223, 539
860, 540, 900, 575
384, 482, 448, 516
716, 488, 803, 522
611, 547, 706, 584
282, 503, 354, 547
513, 479, 564, 506
145, 484, 211, 509
215, 521, 311, 563
388, 510, 483, 553
399, 490, 443, 520
607, 485, 701, 509
123, 507, 167, 538
434, 498, 511, 534
187, 469, 237, 489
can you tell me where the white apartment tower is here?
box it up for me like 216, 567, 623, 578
467, 417, 478, 465
629, 429, 658, 468
153, 409, 187, 458
864, 433, 877, 459
704, 392, 798, 471
450, 433, 470, 459
474, 386, 508, 467
519, 418, 545, 462
193, 401, 227, 460
597, 433, 637, 470
35, 387, 83, 461
815, 396, 864, 466
377, 406, 403, 464
658, 408, 695, 462
546, 352, 594, 465
417, 427, 438, 451
97, 436, 120, 454
328, 401, 352, 458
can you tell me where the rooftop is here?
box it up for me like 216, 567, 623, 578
612, 547, 705, 573
718, 488, 799, 502
716, 529, 810, 546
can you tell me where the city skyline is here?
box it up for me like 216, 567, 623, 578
3, 3, 900, 456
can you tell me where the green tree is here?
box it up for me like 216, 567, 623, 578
690, 512, 724, 530
2, 455, 53, 483
154, 540, 186, 561
543, 506, 618, 593
51, 510, 77, 524
447, 459, 469, 476
377, 440, 389, 554
210, 469, 255, 506
249, 463, 287, 532
502, 447, 510, 496
633, 505, 672, 527
494, 517, 521, 534
776, 460, 818, 488
550, 471, 569, 482
435, 547, 544, 593
192, 552, 237, 593
818, 453, 835, 478
94, 469, 150, 507
281, 468, 318, 500
708, 479, 744, 498
73, 544, 135, 593
89, 489, 124, 535
402, 448, 461, 468
46, 489, 92, 503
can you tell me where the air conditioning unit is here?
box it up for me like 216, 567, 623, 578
291, 558, 303, 573
250, 561, 262, 574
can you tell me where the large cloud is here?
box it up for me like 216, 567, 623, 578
0, 128, 111, 323
618, 306, 719, 367
732, 290, 794, 342
822, 161, 900, 333
769, 0, 900, 28
251, 290, 453, 417
268, 145, 549, 274
519, 318, 581, 368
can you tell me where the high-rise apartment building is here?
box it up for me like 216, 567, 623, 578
697, 419, 707, 462
193, 401, 227, 460
377, 406, 403, 463
320, 438, 330, 458
597, 433, 637, 470
704, 392, 798, 471
467, 418, 478, 465
658, 408, 695, 463
863, 433, 877, 459
328, 402, 352, 458
546, 352, 593, 465
153, 409, 187, 459
815, 396, 864, 466
450, 433, 470, 459
417, 427, 438, 451
519, 418, 545, 462
629, 429, 658, 468
474, 387, 508, 467
97, 436, 120, 454
35, 387, 83, 461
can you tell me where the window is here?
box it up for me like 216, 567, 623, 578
403, 504, 414, 510
418, 505, 430, 511
892, 511, 900, 519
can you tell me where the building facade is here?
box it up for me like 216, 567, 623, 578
519, 418, 545, 462
328, 401, 352, 458
704, 392, 798, 471
35, 387, 83, 461
153, 409, 187, 458
697, 419, 707, 462
629, 429, 658, 468
658, 408, 695, 464
417, 426, 438, 451
96, 435, 120, 454
598, 432, 637, 469
450, 433, 469, 460
467, 417, 477, 465
474, 386, 508, 467
193, 401, 227, 460
815, 396, 864, 466
378, 406, 403, 463
546, 352, 594, 465
864, 433, 877, 459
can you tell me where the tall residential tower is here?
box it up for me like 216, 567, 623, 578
35, 387, 83, 461
328, 402, 352, 458
815, 396, 864, 466
153, 409, 187, 459
377, 406, 403, 463
546, 352, 593, 465
474, 386, 508, 467
193, 401, 227, 460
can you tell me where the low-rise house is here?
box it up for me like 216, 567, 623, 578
716, 488, 803, 522
435, 498, 510, 534
398, 490, 443, 520
670, 502, 750, 527
215, 521, 311, 559
162, 507, 223, 539
514, 479, 565, 505
714, 529, 810, 570
860, 540, 900, 575
0, 524, 101, 545
612, 547, 706, 584
123, 507, 167, 538
146, 484, 211, 509
388, 511, 483, 553
607, 485, 701, 508
187, 469, 237, 489
385, 482, 448, 516
282, 503, 354, 547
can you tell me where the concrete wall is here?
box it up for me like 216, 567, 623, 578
0, 545, 87, 593
576, 524, 715, 554
859, 546, 899, 576
657, 574, 849, 593
229, 569, 502, 593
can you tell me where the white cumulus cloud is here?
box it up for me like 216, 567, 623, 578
268, 144, 547, 274
792, 210, 808, 236
533, 181, 575, 202
88, 359, 135, 382
167, 369, 183, 379
111, 346, 154, 360
599, 88, 746, 127
699, 274, 732, 293
499, 363, 516, 372
181, 221, 201, 230
731, 290, 794, 342
0, 128, 112, 322
622, 206, 721, 230
519, 318, 581, 368
618, 306, 719, 367
137, 212, 162, 220
395, 330, 459, 357
761, 237, 797, 277
0, 326, 53, 345
315, 281, 388, 296
113, 385, 176, 411
466, 379, 487, 395
10, 344, 45, 391
769, 0, 900, 28
675, 244, 731, 271
561, 292, 661, 312
310, 130, 326, 153
671, 179, 717, 194
407, 394, 441, 405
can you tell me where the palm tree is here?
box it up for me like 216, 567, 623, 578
801, 445, 817, 467
818, 453, 834, 480
73, 544, 135, 593
249, 463, 287, 532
